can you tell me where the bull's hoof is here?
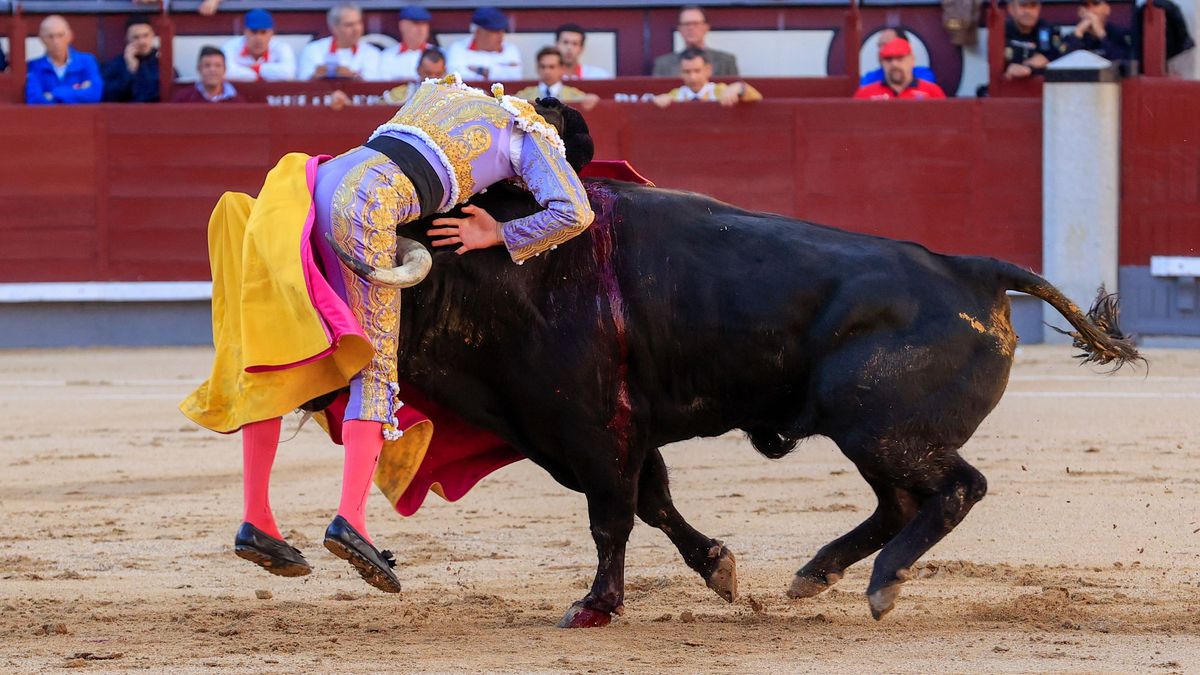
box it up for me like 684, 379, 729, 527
867, 584, 903, 621
787, 571, 842, 599
704, 545, 738, 603
556, 602, 613, 629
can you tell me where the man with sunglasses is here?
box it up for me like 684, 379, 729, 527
1004, 0, 1067, 80
1066, 0, 1133, 61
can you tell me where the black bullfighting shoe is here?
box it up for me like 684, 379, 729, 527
234, 522, 312, 577
323, 516, 402, 594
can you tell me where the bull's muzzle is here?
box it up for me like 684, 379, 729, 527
324, 233, 432, 289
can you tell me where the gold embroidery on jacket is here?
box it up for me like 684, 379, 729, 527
331, 154, 419, 423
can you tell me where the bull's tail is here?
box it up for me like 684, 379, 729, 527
964, 257, 1142, 370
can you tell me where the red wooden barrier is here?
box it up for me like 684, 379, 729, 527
224, 76, 859, 104
1120, 78, 1200, 265
0, 99, 1042, 283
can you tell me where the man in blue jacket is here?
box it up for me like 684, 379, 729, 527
26, 15, 102, 105
103, 15, 164, 102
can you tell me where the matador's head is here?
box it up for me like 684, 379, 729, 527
533, 97, 595, 174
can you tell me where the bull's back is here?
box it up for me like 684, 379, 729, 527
605, 185, 1013, 440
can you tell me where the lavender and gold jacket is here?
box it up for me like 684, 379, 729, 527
369, 76, 594, 263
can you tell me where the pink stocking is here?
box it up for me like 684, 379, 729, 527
242, 417, 284, 540
338, 420, 384, 546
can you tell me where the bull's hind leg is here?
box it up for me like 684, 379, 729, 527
866, 455, 986, 620
636, 448, 738, 603
789, 473, 918, 599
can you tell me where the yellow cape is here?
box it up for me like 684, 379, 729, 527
180, 153, 435, 511
180, 153, 374, 432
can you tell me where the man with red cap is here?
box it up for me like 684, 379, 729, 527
853, 37, 945, 100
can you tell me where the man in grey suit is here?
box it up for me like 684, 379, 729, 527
652, 5, 739, 77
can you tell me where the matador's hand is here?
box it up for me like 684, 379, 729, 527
429, 204, 504, 255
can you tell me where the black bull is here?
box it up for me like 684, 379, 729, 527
372, 177, 1140, 627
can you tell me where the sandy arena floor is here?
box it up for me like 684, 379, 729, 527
0, 344, 1198, 673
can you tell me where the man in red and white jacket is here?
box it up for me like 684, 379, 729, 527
379, 6, 437, 80
853, 38, 946, 100
445, 7, 522, 81
221, 9, 296, 82
297, 2, 382, 81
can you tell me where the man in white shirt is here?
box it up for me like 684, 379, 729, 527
379, 5, 437, 81
444, 7, 522, 81
222, 9, 296, 82
297, 2, 382, 81
555, 23, 612, 80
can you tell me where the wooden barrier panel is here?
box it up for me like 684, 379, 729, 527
220, 76, 859, 104
1120, 78, 1200, 265
0, 99, 1043, 283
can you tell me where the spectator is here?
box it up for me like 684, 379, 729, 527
297, 2, 382, 81
102, 15, 163, 102
1134, 0, 1195, 69
1066, 0, 1133, 61
652, 6, 738, 77
652, 48, 760, 108
555, 23, 612, 80
222, 9, 296, 82
172, 46, 245, 103
515, 47, 600, 110
382, 48, 448, 104
26, 15, 102, 105
1003, 0, 1067, 80
861, 28, 937, 85
853, 38, 946, 99
380, 6, 437, 81
445, 7, 523, 81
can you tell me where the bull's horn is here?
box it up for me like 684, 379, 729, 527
324, 232, 432, 289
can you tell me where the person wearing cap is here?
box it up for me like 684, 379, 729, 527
555, 23, 612, 80
102, 15, 168, 102
445, 7, 523, 81
853, 38, 945, 100
380, 6, 437, 81
652, 47, 760, 108
515, 47, 599, 110
652, 6, 739, 77
297, 2, 383, 81
222, 9, 297, 82
1065, 0, 1132, 62
860, 28, 937, 86
1003, 0, 1066, 80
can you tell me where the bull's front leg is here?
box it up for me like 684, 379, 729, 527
557, 475, 638, 628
